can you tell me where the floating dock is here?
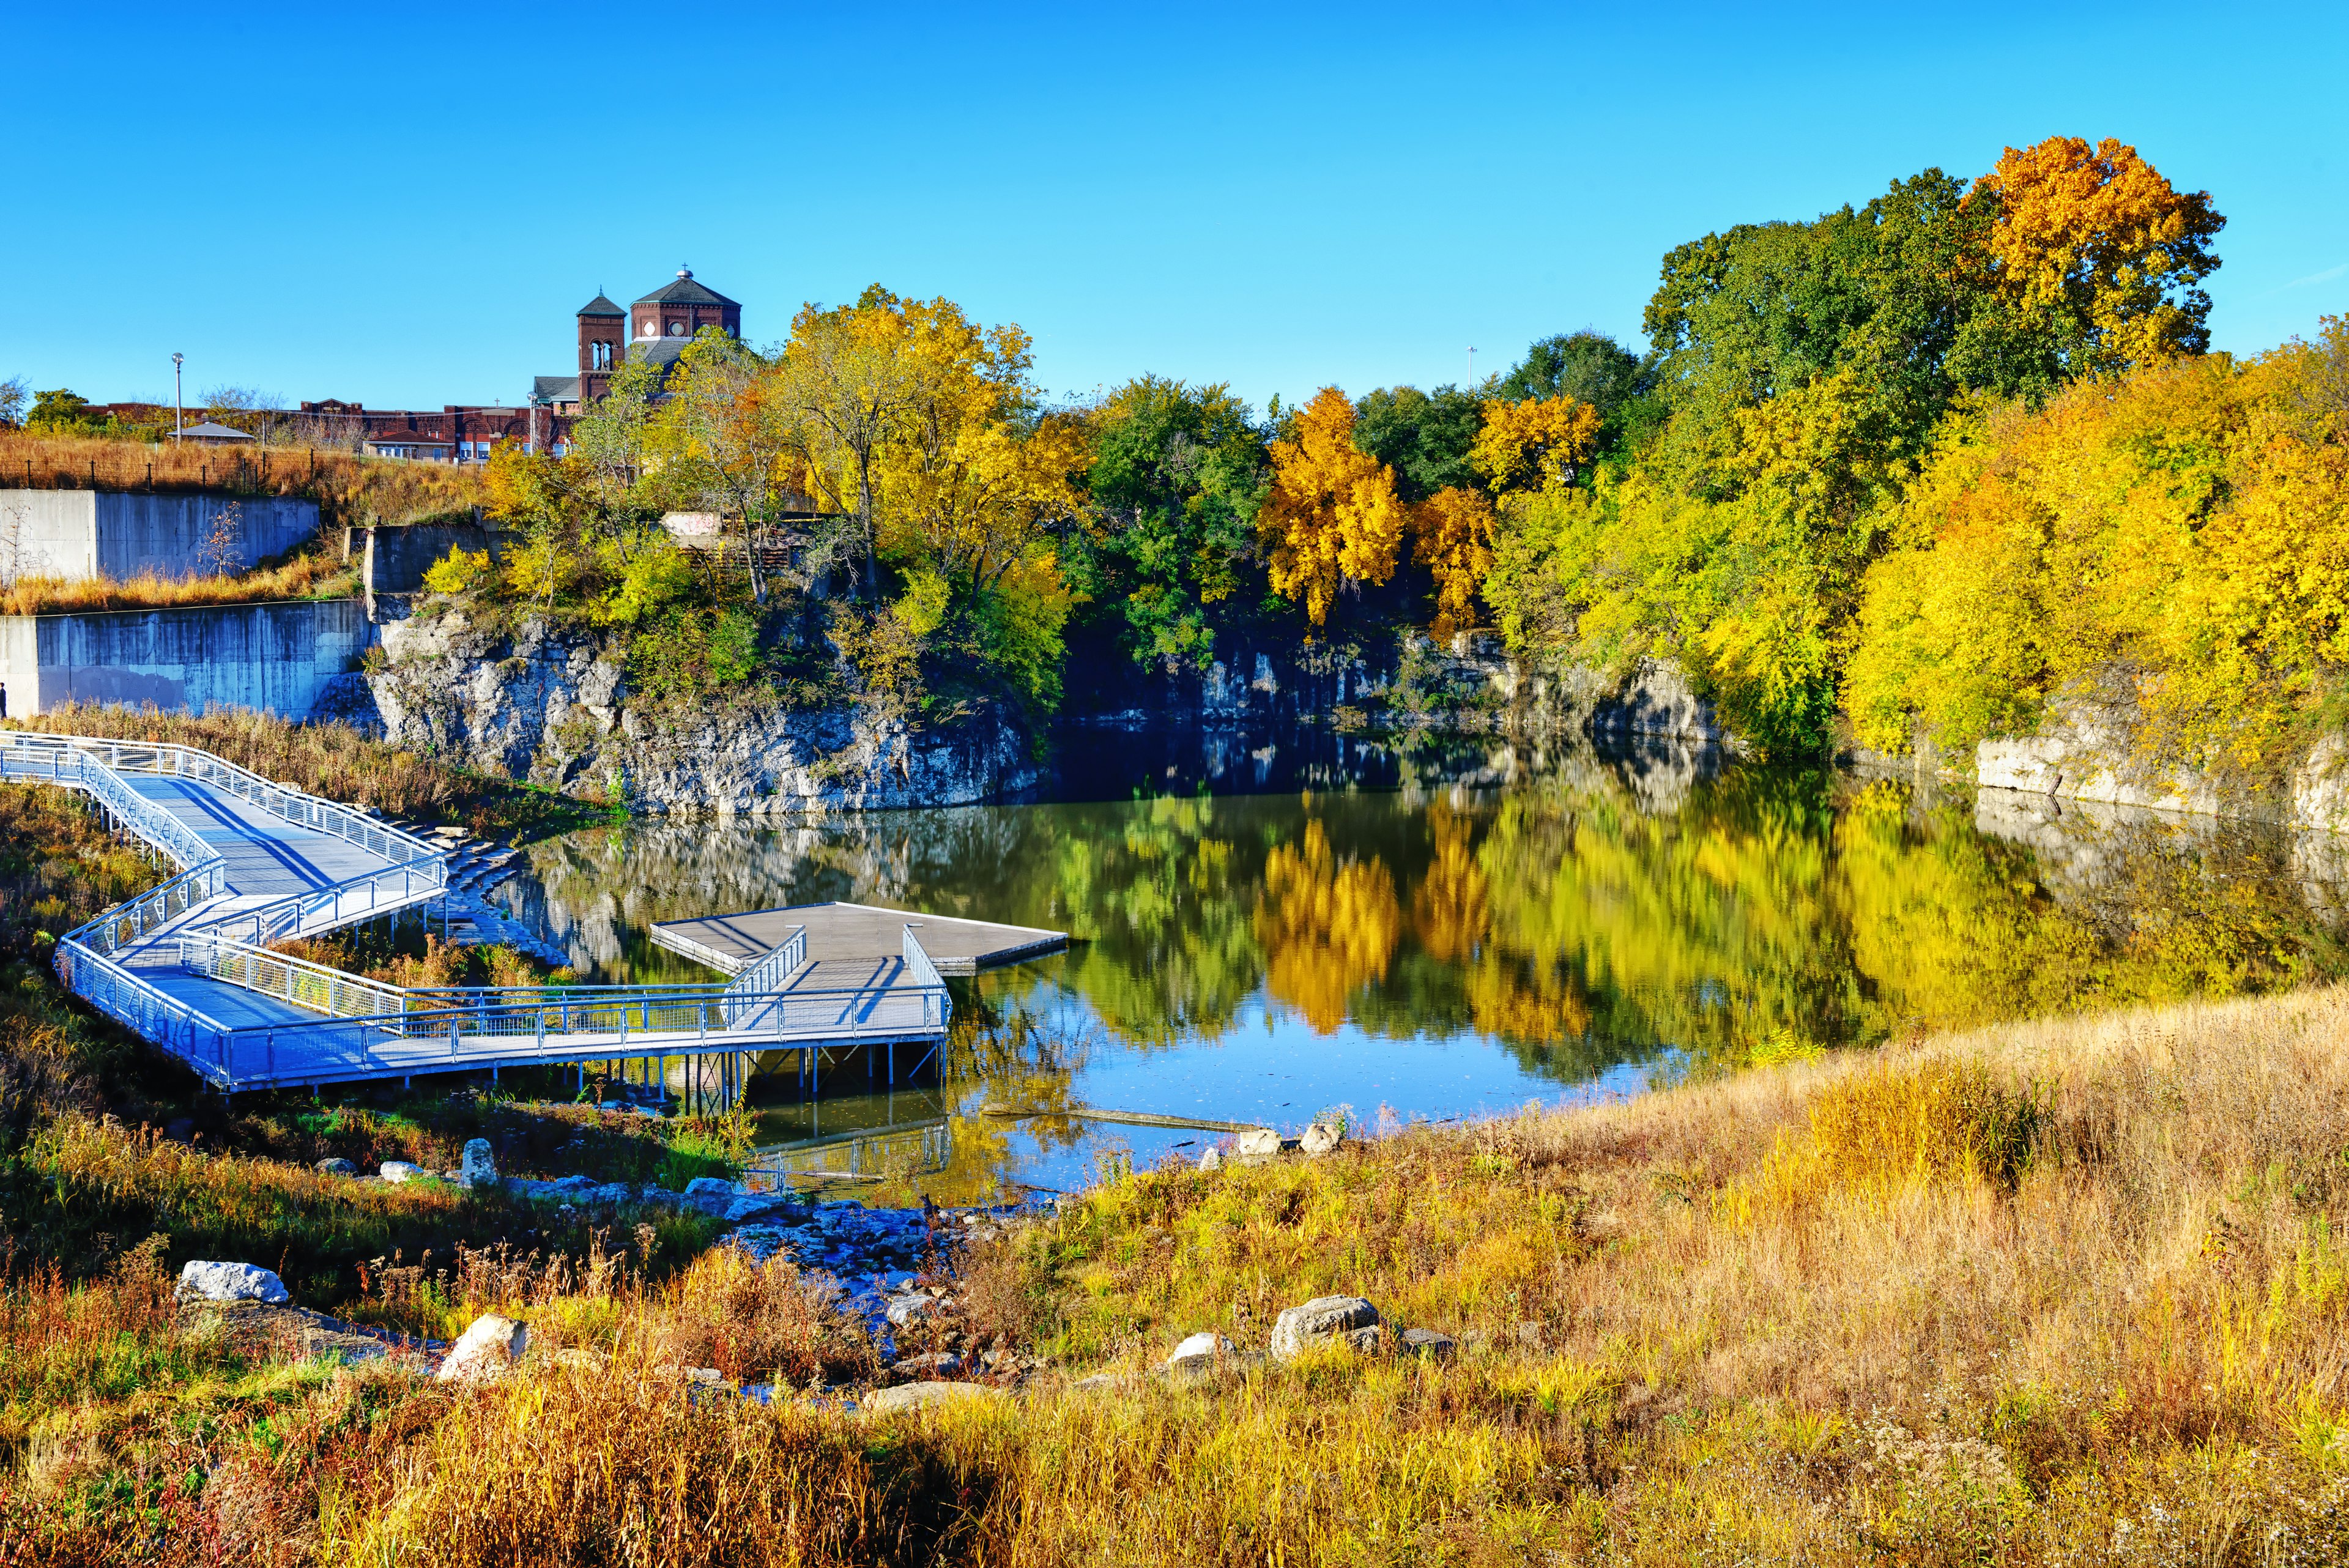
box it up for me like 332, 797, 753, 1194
651, 901, 1067, 978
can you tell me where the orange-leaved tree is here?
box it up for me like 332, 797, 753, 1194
1412, 486, 1497, 641
1969, 136, 2224, 376
1260, 388, 1409, 625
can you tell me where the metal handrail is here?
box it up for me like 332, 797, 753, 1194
727, 924, 808, 998
53, 936, 237, 1088
2, 742, 221, 874
201, 857, 448, 947
7, 730, 956, 1092
901, 924, 950, 1030
177, 928, 950, 1042
0, 732, 440, 868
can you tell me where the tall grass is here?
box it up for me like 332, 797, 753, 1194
9, 706, 585, 833
7, 988, 2349, 1561
0, 553, 358, 617
0, 430, 486, 526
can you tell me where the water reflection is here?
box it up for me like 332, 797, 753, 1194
491, 740, 2349, 1197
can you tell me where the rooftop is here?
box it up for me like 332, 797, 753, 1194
634, 266, 737, 310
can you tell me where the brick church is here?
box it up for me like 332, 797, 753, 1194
294, 267, 743, 461
534, 266, 744, 414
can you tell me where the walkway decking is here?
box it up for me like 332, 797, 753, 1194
652, 902, 1067, 977
1, 733, 1000, 1095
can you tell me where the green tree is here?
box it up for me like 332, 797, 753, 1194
1494, 332, 1656, 455
25, 388, 98, 434
1353, 384, 1482, 503
1079, 376, 1269, 669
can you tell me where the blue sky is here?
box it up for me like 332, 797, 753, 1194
9, 2, 2347, 415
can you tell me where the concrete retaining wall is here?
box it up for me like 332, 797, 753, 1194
0, 490, 319, 582
0, 599, 374, 720
354, 520, 497, 602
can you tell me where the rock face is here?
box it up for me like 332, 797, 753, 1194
460, 1139, 497, 1187
1269, 1296, 1382, 1361
355, 611, 1036, 815
1969, 678, 2349, 837
177, 1261, 290, 1306
1062, 628, 1740, 749
437, 1313, 529, 1383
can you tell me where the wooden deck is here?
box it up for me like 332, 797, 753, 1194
650, 901, 1067, 977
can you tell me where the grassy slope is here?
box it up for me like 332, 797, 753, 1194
4, 986, 2347, 1563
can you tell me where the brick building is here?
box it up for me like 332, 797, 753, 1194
292, 266, 746, 464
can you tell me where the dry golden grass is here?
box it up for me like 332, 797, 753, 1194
7, 989, 2349, 1563
0, 430, 485, 526
0, 553, 357, 617
9, 705, 585, 834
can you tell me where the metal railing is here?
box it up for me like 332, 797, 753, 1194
201, 858, 449, 947
898, 924, 950, 1029
8, 729, 956, 1091
0, 732, 439, 868
2, 740, 222, 873
53, 939, 238, 1088
726, 924, 808, 1000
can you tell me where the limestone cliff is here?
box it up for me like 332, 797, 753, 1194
1064, 628, 1742, 749
1965, 680, 2349, 834
343, 611, 1035, 815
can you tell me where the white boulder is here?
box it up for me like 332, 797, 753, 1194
379, 1160, 425, 1184
1168, 1331, 1234, 1364
1269, 1295, 1382, 1361
1301, 1120, 1345, 1157
176, 1261, 290, 1305
437, 1313, 529, 1383
1235, 1127, 1281, 1161
1198, 1145, 1223, 1172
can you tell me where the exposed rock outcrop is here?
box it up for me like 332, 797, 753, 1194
351, 611, 1035, 816
1970, 680, 2349, 835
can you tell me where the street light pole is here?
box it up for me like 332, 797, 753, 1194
171, 354, 184, 444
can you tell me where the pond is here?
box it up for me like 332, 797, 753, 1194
492, 730, 2349, 1201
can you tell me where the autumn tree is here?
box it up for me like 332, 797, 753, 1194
768, 288, 930, 599
1965, 135, 2225, 381
643, 330, 791, 601
1260, 388, 1409, 626
1469, 394, 1603, 494
1412, 485, 1497, 640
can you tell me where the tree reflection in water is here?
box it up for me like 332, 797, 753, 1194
493, 737, 2349, 1195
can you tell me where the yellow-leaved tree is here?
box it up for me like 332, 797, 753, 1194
1468, 393, 1601, 495
1259, 388, 1409, 625
1412, 486, 1496, 641
1413, 392, 1605, 639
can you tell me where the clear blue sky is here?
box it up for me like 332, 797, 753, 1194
10, 1, 2347, 415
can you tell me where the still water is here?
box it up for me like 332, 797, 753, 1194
494, 731, 2349, 1200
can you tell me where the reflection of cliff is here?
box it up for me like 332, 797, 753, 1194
495, 739, 2349, 1092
